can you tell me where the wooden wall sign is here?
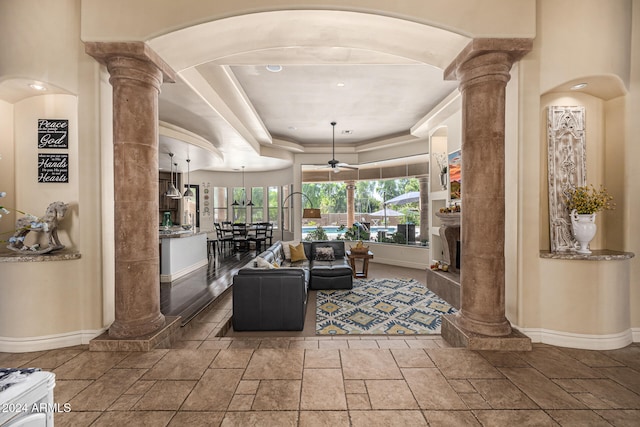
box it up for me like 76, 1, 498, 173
38, 119, 68, 149
547, 106, 586, 252
38, 153, 69, 183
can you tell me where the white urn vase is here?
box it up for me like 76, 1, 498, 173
570, 209, 596, 254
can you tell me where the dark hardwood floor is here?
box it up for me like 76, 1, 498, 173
160, 248, 255, 325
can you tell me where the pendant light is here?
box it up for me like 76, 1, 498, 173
247, 167, 254, 206
164, 153, 181, 199
232, 166, 253, 206
183, 158, 194, 197
170, 162, 182, 199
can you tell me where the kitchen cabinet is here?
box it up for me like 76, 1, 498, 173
159, 171, 180, 224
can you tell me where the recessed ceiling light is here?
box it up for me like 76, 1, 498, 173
570, 83, 588, 90
336, 82, 345, 87
29, 83, 46, 91
342, 130, 353, 135
266, 65, 282, 73
288, 126, 297, 130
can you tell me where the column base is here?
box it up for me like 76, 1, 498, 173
108, 311, 166, 339
441, 314, 531, 351
90, 316, 181, 351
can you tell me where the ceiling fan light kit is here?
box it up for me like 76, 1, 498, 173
325, 121, 358, 173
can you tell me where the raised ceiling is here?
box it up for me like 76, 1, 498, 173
227, 64, 458, 145
151, 10, 470, 173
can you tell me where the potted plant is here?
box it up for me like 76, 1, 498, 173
566, 184, 614, 254
304, 225, 328, 241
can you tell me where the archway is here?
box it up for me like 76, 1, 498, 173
86, 9, 532, 350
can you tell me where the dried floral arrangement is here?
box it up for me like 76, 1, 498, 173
566, 184, 615, 215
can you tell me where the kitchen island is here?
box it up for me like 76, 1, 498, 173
159, 229, 208, 283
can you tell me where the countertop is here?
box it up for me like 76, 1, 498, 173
159, 228, 207, 239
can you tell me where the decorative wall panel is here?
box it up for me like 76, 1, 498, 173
547, 106, 586, 252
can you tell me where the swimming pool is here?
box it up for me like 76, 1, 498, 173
301, 225, 397, 240
302, 225, 396, 233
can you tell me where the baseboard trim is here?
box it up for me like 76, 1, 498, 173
371, 257, 427, 270
518, 327, 633, 350
160, 258, 208, 283
0, 328, 107, 353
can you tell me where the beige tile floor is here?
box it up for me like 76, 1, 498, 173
1, 264, 639, 426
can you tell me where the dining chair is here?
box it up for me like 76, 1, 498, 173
265, 222, 274, 246
248, 222, 268, 253
232, 223, 249, 252
215, 222, 233, 254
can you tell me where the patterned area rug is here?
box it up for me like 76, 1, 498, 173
316, 277, 456, 335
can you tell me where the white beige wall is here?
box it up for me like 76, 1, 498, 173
0, 0, 81, 95
1, 0, 637, 351
0, 0, 106, 351
0, 101, 15, 237
511, 0, 638, 349
504, 63, 521, 323
627, 1, 640, 334
537, 0, 631, 94
0, 93, 106, 352
80, 0, 535, 42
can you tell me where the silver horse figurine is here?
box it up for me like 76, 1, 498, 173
7, 201, 68, 254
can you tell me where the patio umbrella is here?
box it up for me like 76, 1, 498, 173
370, 208, 403, 217
384, 191, 420, 205
370, 207, 403, 229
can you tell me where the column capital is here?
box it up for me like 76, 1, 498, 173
85, 41, 176, 83
444, 38, 533, 82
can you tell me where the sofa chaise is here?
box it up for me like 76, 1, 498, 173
232, 240, 353, 331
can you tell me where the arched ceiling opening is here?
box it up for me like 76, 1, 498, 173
148, 10, 471, 172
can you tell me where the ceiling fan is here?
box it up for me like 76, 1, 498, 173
324, 121, 358, 173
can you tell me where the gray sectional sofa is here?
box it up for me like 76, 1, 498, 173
232, 240, 353, 331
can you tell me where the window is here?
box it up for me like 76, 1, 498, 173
213, 187, 228, 223
282, 184, 291, 231
232, 187, 247, 223
301, 178, 425, 246
183, 184, 198, 227
251, 187, 264, 223
268, 186, 278, 227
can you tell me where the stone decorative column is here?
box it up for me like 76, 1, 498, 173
346, 180, 355, 228
442, 39, 532, 343
418, 176, 428, 242
86, 42, 176, 339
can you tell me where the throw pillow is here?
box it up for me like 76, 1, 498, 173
315, 246, 335, 261
289, 242, 307, 262
281, 240, 300, 260
255, 256, 275, 269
